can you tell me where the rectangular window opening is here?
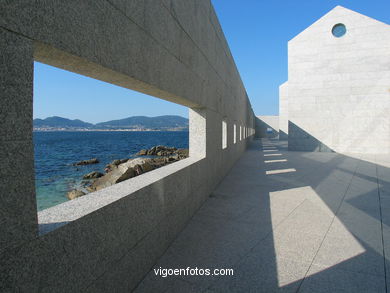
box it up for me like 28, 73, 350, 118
233, 124, 237, 144
33, 61, 192, 212
222, 120, 227, 149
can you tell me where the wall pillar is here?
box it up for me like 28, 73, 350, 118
0, 28, 37, 254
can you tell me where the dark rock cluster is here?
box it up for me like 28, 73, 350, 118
73, 158, 99, 166
136, 145, 189, 159
67, 146, 189, 200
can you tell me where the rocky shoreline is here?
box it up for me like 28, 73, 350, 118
67, 146, 189, 200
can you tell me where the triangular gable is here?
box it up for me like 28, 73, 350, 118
289, 6, 390, 43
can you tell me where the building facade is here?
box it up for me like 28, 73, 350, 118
280, 6, 390, 153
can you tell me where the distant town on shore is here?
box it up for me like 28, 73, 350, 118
33, 115, 189, 132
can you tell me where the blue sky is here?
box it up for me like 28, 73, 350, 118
34, 1, 390, 123
211, 0, 390, 116
33, 62, 189, 124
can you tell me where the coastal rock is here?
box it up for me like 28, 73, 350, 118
149, 157, 167, 168
90, 168, 133, 191
168, 154, 179, 161
90, 170, 119, 191
133, 164, 143, 176
83, 171, 104, 179
176, 148, 189, 159
105, 158, 129, 172
137, 149, 148, 156
75, 147, 189, 197
86, 186, 95, 193
89, 158, 153, 191
154, 146, 177, 156
140, 161, 154, 172
137, 145, 182, 157
74, 158, 99, 166
116, 166, 136, 183
67, 189, 86, 200
118, 158, 153, 173
112, 158, 129, 166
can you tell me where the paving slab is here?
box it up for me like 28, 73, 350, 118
210, 239, 310, 293
134, 139, 388, 292
299, 264, 386, 293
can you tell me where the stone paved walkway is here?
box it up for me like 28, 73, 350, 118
134, 138, 390, 292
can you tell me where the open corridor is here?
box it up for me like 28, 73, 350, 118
135, 138, 390, 292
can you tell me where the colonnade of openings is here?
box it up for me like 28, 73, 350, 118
222, 120, 255, 149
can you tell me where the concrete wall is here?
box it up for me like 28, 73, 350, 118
278, 82, 288, 140
287, 6, 390, 153
0, 1, 256, 292
255, 115, 279, 138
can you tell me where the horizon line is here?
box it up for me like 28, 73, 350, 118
33, 114, 189, 125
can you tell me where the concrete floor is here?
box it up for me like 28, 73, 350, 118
134, 138, 390, 292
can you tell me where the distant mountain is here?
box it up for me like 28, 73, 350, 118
33, 116, 93, 128
95, 115, 189, 130
33, 115, 189, 131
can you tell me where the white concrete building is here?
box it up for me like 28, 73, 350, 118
278, 82, 288, 140
280, 6, 390, 153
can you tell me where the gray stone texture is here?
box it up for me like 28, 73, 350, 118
285, 6, 390, 153
135, 139, 390, 292
0, 0, 256, 292
0, 28, 37, 255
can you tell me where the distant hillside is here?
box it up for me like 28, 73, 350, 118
33, 115, 189, 131
95, 115, 189, 130
33, 116, 93, 128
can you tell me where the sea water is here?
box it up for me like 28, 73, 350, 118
34, 131, 189, 211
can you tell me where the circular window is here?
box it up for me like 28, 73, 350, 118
332, 23, 346, 38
